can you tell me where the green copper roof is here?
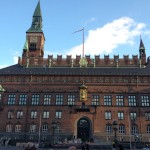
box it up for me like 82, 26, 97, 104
33, 1, 42, 17
27, 1, 43, 33
23, 39, 28, 51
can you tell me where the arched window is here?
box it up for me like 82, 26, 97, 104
6, 123, 13, 132
118, 124, 125, 134
15, 124, 22, 132
131, 124, 138, 134
42, 123, 49, 132
106, 123, 112, 133
29, 123, 36, 132
147, 124, 150, 134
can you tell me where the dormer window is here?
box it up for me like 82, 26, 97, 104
29, 43, 36, 51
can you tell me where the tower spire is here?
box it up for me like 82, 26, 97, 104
27, 1, 43, 32
139, 36, 146, 59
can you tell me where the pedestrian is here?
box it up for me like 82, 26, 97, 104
68, 145, 77, 150
30, 145, 36, 150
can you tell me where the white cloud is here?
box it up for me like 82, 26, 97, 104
67, 17, 149, 57
13, 56, 19, 64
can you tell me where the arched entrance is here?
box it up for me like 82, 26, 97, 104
77, 117, 90, 142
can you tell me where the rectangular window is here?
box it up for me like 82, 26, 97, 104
16, 111, 23, 119
42, 124, 48, 132
145, 113, 150, 121
56, 94, 63, 105
55, 126, 61, 133
118, 112, 124, 120
43, 111, 49, 119
44, 94, 51, 105
105, 111, 111, 120
116, 96, 124, 106
92, 95, 100, 106
104, 96, 112, 106
68, 94, 75, 106
128, 95, 136, 106
15, 125, 21, 132
141, 96, 150, 106
8, 111, 14, 119
31, 94, 40, 105
8, 94, 16, 105
106, 125, 112, 133
147, 125, 150, 134
55, 111, 62, 119
30, 111, 37, 119
19, 94, 27, 105
131, 126, 138, 134
130, 112, 137, 120
29, 125, 36, 132
118, 125, 125, 134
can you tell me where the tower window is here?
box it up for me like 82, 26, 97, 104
29, 43, 36, 51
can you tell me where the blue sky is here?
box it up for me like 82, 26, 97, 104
1, 0, 150, 68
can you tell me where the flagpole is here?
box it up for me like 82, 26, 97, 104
82, 27, 84, 58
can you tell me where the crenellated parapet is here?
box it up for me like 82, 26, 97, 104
19, 54, 146, 68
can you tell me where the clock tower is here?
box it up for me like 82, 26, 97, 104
22, 1, 45, 58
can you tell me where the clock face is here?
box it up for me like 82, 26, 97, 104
30, 36, 37, 43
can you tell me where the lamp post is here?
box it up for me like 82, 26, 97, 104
112, 120, 118, 146
51, 120, 57, 145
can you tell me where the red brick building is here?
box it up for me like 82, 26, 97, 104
0, 1, 150, 144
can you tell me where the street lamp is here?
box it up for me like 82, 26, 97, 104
112, 120, 118, 146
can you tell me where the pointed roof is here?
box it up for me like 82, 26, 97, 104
33, 1, 42, 18
0, 85, 5, 92
139, 37, 145, 50
27, 1, 43, 33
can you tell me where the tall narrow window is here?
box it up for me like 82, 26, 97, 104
29, 124, 36, 132
118, 112, 124, 120
8, 94, 16, 105
106, 124, 112, 133
16, 111, 23, 119
130, 112, 137, 120
44, 94, 51, 105
105, 111, 111, 120
147, 125, 150, 134
15, 124, 22, 132
43, 111, 49, 119
68, 94, 75, 106
104, 96, 112, 106
118, 124, 125, 134
145, 113, 150, 121
128, 96, 136, 106
30, 111, 37, 119
6, 124, 13, 132
42, 124, 48, 132
8, 110, 14, 119
131, 125, 138, 134
141, 96, 150, 106
56, 94, 63, 105
55, 111, 62, 119
116, 96, 124, 106
19, 94, 27, 105
31, 94, 40, 105
92, 95, 100, 106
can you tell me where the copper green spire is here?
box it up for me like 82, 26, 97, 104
27, 1, 43, 32
139, 36, 146, 59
